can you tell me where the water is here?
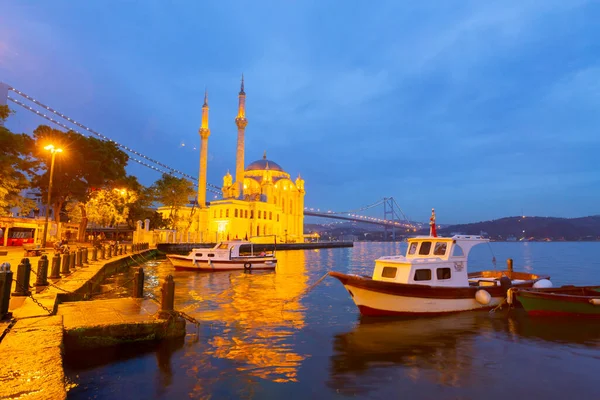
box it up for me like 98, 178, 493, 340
65, 242, 600, 399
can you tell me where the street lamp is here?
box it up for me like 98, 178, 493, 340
41, 144, 63, 248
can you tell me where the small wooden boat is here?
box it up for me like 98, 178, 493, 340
166, 240, 277, 271
329, 209, 551, 316
514, 286, 600, 318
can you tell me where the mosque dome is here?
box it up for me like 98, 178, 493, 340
245, 152, 285, 172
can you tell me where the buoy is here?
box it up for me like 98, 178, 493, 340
533, 279, 553, 289
475, 289, 491, 305
589, 298, 600, 306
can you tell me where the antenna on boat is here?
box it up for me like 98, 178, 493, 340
429, 208, 437, 237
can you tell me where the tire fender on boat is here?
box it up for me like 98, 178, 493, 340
589, 298, 600, 306
244, 262, 252, 270
475, 289, 491, 305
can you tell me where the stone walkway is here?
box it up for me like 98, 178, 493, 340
0, 245, 171, 400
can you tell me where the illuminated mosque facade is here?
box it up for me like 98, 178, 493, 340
166, 77, 305, 243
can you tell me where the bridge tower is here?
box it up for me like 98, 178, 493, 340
383, 197, 396, 241
234, 74, 248, 198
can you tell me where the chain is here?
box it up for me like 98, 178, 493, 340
13, 276, 54, 315
0, 319, 16, 343
29, 266, 75, 294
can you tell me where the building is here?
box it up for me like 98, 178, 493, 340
159, 77, 305, 243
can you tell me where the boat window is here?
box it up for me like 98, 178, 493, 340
437, 268, 451, 280
433, 242, 447, 256
381, 267, 397, 278
408, 242, 418, 255
419, 242, 432, 255
195, 253, 202, 257
207, 253, 215, 257
217, 243, 229, 249
414, 269, 431, 281
452, 245, 464, 257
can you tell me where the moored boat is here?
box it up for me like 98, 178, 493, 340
166, 240, 277, 271
514, 286, 600, 318
329, 209, 551, 316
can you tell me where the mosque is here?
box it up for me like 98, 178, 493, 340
159, 77, 305, 243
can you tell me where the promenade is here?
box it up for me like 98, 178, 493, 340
0, 244, 186, 400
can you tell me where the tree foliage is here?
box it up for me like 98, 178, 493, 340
30, 125, 129, 223
151, 174, 195, 229
0, 107, 37, 215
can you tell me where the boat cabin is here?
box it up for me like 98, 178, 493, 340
373, 235, 487, 287
190, 240, 271, 260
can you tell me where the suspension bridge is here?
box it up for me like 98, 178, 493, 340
1, 82, 419, 236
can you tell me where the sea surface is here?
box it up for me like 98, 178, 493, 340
65, 242, 600, 400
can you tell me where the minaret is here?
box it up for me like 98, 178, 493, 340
198, 89, 210, 208
234, 74, 248, 197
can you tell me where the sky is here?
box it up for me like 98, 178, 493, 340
1, 1, 599, 224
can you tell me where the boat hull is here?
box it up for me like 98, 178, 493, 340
330, 271, 542, 316
516, 286, 600, 318
167, 254, 276, 271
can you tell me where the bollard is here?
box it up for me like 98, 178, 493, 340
61, 252, 71, 275
12, 258, 31, 296
107, 245, 112, 258
70, 251, 76, 269
133, 267, 144, 298
507, 258, 514, 278
159, 275, 175, 318
35, 255, 49, 287
76, 248, 83, 267
0, 263, 13, 319
82, 247, 88, 264
101, 246, 106, 260
92, 246, 98, 262
49, 253, 61, 279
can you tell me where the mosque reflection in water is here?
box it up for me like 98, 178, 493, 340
146, 250, 309, 395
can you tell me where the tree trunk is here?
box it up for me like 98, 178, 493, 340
78, 203, 88, 242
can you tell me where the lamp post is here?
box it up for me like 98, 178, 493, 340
41, 144, 63, 248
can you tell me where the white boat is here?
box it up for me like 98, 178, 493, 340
329, 209, 552, 316
166, 240, 277, 271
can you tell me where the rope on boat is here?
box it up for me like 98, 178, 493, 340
280, 272, 330, 325
486, 241, 497, 270
286, 272, 330, 304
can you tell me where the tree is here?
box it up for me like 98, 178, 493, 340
151, 174, 195, 230
30, 125, 129, 240
0, 107, 37, 216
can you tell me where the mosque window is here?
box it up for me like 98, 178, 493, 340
269, 212, 272, 220
244, 210, 248, 218
277, 214, 279, 222
220, 210, 223, 218
250, 210, 254, 219
290, 200, 293, 212
213, 211, 216, 218
274, 196, 277, 205
235, 209, 238, 218
226, 209, 229, 218
258, 210, 261, 219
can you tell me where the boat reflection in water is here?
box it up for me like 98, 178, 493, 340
157, 250, 309, 395
329, 313, 487, 395
329, 310, 600, 397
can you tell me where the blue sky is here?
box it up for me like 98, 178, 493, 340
1, 1, 599, 224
